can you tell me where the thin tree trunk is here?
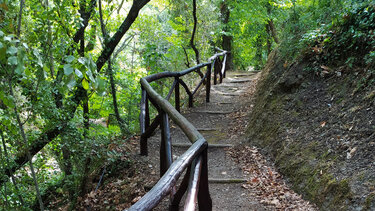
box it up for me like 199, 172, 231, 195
220, 0, 234, 70
182, 46, 190, 68
16, 0, 25, 38
255, 36, 263, 70
46, 0, 55, 77
0, 138, 9, 209
0, 129, 25, 206
8, 81, 44, 211
13, 0, 44, 209
190, 0, 204, 78
99, 0, 129, 136
78, 1, 92, 197
265, 2, 278, 45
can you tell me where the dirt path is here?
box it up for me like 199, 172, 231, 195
139, 72, 317, 210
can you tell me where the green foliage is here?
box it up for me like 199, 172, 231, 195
4, 0, 373, 209
295, 1, 375, 70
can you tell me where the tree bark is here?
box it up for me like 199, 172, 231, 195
190, 0, 200, 65
0, 129, 24, 206
96, 0, 150, 72
265, 2, 278, 46
255, 36, 263, 70
220, 0, 234, 71
99, 0, 130, 136
8, 81, 44, 211
190, 0, 204, 78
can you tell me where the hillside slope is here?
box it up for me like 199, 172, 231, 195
246, 47, 374, 210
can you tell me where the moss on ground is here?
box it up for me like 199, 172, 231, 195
245, 50, 363, 210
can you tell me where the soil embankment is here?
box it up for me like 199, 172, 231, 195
246, 50, 375, 210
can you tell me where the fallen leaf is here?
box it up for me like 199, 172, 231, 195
320, 121, 326, 127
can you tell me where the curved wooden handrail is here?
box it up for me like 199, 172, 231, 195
129, 48, 228, 211
141, 78, 203, 142
128, 139, 207, 210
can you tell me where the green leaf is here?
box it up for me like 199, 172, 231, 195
64, 64, 73, 75
7, 56, 17, 65
0, 47, 5, 62
43, 65, 50, 73
0, 42, 3, 48
6, 46, 17, 55
88, 58, 96, 72
82, 79, 89, 90
25, 68, 32, 76
75, 69, 83, 78
96, 78, 107, 96
33, 49, 43, 67
65, 55, 75, 63
86, 70, 96, 83
78, 57, 86, 65
15, 64, 25, 75
0, 31, 3, 37
4, 36, 11, 42
0, 92, 14, 109
67, 79, 76, 89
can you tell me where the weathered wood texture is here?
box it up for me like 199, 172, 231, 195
184, 156, 202, 211
133, 48, 228, 211
127, 139, 207, 211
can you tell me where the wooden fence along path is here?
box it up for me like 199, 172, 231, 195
127, 48, 248, 211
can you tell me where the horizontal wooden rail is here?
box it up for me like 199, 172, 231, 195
130, 48, 228, 211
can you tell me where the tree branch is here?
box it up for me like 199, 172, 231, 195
96, 0, 150, 72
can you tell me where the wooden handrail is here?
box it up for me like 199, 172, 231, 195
128, 139, 207, 210
184, 156, 202, 211
130, 48, 228, 211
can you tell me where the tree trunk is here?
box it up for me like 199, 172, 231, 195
96, 0, 151, 72
8, 81, 44, 211
190, 0, 204, 78
108, 59, 130, 135
0, 129, 25, 206
255, 36, 263, 70
220, 0, 234, 71
99, 0, 129, 136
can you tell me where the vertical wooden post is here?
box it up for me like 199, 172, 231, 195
160, 111, 173, 177
170, 166, 191, 210
145, 94, 150, 129
188, 93, 193, 108
198, 148, 212, 211
206, 64, 211, 103
140, 88, 148, 156
175, 77, 180, 112
219, 59, 223, 84
223, 54, 227, 79
213, 59, 218, 85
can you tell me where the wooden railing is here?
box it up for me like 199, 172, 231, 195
127, 48, 228, 211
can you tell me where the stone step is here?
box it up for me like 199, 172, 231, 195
172, 143, 233, 148
208, 178, 247, 184
227, 79, 252, 83
193, 110, 232, 114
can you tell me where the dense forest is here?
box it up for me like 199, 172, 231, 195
0, 0, 374, 210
